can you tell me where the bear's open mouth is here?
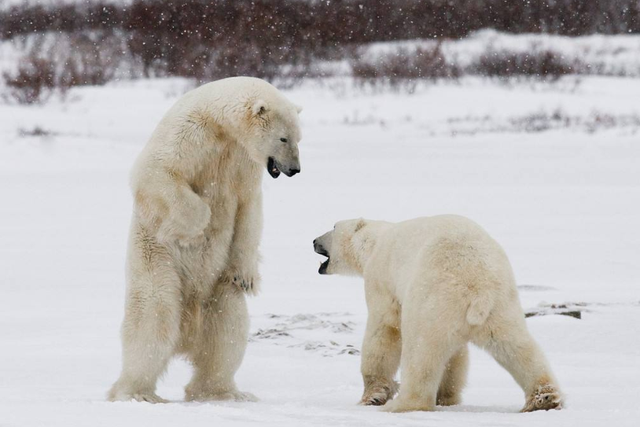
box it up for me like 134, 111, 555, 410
267, 157, 281, 179
314, 246, 330, 274
318, 257, 330, 274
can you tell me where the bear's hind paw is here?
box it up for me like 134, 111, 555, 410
380, 397, 435, 413
360, 392, 390, 406
187, 390, 258, 402
132, 393, 169, 404
109, 390, 168, 404
360, 381, 398, 406
522, 385, 564, 412
229, 391, 259, 402
436, 394, 462, 407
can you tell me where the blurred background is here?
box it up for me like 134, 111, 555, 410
2, 0, 640, 100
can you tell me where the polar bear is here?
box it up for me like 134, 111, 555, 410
313, 215, 563, 413
108, 77, 302, 403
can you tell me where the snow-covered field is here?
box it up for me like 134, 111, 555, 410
1, 75, 639, 426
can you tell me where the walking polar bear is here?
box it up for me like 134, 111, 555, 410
109, 77, 302, 403
313, 215, 564, 412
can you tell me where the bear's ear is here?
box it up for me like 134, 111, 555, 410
295, 104, 303, 114
252, 99, 269, 117
354, 219, 366, 233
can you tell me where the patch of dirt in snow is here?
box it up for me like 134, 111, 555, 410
525, 300, 640, 320
251, 313, 360, 357
446, 109, 640, 136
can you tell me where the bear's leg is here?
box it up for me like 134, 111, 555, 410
360, 288, 401, 406
436, 345, 469, 406
382, 298, 465, 413
474, 315, 563, 412
108, 239, 181, 403
220, 195, 262, 295
184, 282, 257, 402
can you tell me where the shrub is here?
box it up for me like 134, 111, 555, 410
58, 33, 122, 87
471, 49, 580, 79
2, 33, 128, 103
2, 54, 56, 104
351, 43, 460, 91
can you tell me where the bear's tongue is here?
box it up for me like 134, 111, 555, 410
267, 157, 281, 179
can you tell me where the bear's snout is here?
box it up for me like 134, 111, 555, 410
267, 157, 300, 179
286, 167, 300, 177
313, 239, 328, 256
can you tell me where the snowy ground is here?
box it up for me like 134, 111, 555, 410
1, 76, 639, 426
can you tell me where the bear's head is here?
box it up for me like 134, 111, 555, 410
241, 96, 303, 179
313, 219, 370, 276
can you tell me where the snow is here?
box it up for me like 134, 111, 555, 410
1, 75, 639, 426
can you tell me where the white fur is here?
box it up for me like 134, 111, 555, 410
314, 215, 564, 412
108, 77, 302, 403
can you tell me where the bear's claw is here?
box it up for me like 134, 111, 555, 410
222, 267, 260, 295
233, 276, 253, 292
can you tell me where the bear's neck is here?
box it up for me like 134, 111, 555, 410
189, 137, 262, 197
350, 221, 393, 276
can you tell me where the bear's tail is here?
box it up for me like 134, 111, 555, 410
466, 292, 494, 326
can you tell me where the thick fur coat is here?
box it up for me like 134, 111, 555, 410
314, 215, 564, 412
109, 77, 302, 403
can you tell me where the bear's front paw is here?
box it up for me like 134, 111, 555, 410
157, 198, 211, 246
522, 384, 564, 412
221, 268, 260, 295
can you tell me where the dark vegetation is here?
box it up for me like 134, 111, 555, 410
3, 0, 639, 44
471, 50, 580, 79
351, 43, 462, 91
2, 54, 56, 104
1, 0, 638, 102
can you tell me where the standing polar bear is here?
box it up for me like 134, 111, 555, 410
109, 77, 302, 403
313, 215, 564, 412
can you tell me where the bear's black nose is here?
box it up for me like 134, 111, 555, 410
288, 168, 300, 176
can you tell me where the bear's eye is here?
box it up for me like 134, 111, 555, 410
280, 137, 288, 143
